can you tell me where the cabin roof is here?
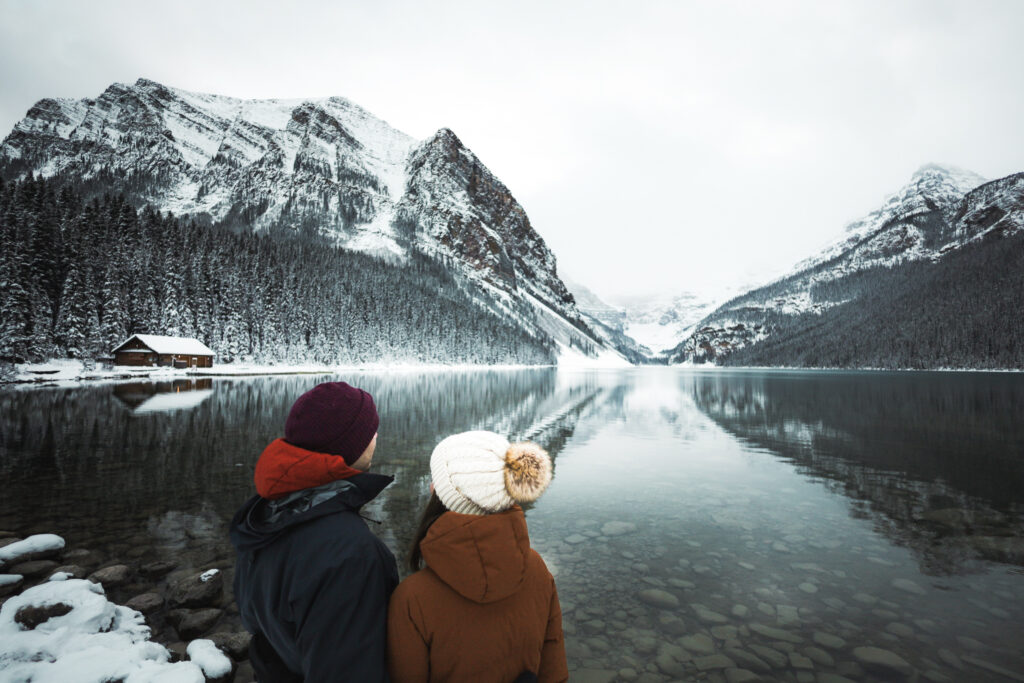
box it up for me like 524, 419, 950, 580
112, 334, 215, 356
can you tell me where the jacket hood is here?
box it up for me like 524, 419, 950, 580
230, 470, 393, 553
420, 507, 531, 604
255, 438, 364, 499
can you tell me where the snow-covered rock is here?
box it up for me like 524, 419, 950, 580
0, 579, 204, 682
0, 574, 23, 598
185, 639, 232, 681
0, 534, 64, 567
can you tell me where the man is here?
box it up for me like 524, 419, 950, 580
230, 381, 397, 682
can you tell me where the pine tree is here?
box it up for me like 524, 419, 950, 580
54, 259, 97, 359
99, 259, 128, 352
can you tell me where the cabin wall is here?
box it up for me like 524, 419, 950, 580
113, 341, 214, 368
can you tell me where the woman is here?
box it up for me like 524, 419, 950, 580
387, 431, 569, 683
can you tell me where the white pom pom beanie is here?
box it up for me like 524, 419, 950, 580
430, 431, 553, 516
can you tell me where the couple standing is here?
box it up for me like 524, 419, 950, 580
229, 381, 568, 682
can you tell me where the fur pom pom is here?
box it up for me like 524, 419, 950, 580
504, 442, 552, 503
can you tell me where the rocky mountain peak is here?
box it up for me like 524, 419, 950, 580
0, 78, 606, 359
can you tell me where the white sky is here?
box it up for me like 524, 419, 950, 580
1, 0, 1022, 301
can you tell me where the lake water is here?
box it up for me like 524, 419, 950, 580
2, 368, 1023, 682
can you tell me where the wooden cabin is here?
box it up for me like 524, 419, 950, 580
112, 334, 215, 368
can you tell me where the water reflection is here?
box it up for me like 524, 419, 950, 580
2, 369, 1024, 680
687, 370, 1024, 573
113, 379, 215, 414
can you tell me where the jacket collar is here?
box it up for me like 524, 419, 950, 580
254, 437, 367, 500
258, 474, 391, 524
231, 469, 394, 551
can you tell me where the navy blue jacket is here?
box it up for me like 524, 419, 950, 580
229, 473, 398, 682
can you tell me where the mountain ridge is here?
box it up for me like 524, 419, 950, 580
0, 78, 628, 365
667, 163, 1024, 367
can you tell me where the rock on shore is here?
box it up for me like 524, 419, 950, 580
0, 532, 251, 682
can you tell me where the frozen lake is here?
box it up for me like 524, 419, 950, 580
2, 368, 1023, 681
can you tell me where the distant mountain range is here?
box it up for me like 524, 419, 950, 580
666, 165, 1024, 369
0, 78, 630, 365
565, 279, 727, 357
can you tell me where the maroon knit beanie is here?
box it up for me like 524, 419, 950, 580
284, 382, 379, 465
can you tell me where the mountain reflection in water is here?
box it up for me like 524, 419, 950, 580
688, 371, 1024, 574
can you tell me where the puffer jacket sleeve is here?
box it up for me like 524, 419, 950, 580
292, 542, 398, 682
539, 576, 569, 683
387, 580, 430, 683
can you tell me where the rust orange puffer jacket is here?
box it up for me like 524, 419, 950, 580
387, 507, 568, 683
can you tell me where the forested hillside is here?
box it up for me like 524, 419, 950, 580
0, 80, 616, 362
0, 176, 555, 366
667, 167, 1024, 369
722, 229, 1024, 369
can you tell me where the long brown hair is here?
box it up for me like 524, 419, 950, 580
408, 491, 448, 573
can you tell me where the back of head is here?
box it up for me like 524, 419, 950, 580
285, 381, 378, 465
252, 381, 380, 500
408, 431, 554, 576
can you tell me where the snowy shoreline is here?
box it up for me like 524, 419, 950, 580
2, 347, 636, 387
670, 363, 1024, 374
5, 358, 1021, 389
1, 359, 559, 388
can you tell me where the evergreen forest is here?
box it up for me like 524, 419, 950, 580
0, 176, 556, 367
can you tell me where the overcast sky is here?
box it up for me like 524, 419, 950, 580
2, 0, 1022, 302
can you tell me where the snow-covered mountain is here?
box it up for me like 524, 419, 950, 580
668, 164, 1024, 366
564, 279, 729, 357
1, 78, 622, 364
792, 164, 986, 277
562, 279, 650, 363
611, 291, 728, 355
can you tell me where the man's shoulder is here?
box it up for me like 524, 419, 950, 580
292, 508, 386, 552
281, 511, 397, 586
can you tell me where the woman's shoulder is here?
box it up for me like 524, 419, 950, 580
392, 567, 445, 601
526, 548, 557, 583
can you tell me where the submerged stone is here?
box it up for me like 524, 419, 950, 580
724, 668, 761, 683
748, 644, 788, 669
788, 652, 814, 669
802, 646, 834, 666
679, 633, 716, 655
852, 646, 913, 677
694, 654, 736, 671
692, 603, 729, 624
600, 521, 636, 536
749, 623, 802, 643
637, 589, 678, 609
812, 631, 846, 650
722, 647, 771, 673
